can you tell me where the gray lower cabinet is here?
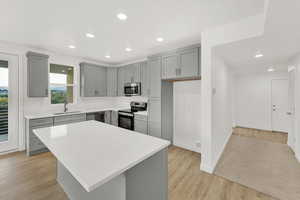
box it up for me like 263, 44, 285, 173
54, 114, 86, 126
111, 111, 118, 126
107, 68, 118, 97
26, 117, 53, 156
26, 52, 49, 97
80, 62, 107, 97
148, 98, 161, 138
104, 111, 111, 124
27, 114, 86, 156
134, 114, 148, 134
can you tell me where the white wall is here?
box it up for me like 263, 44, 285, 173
0, 41, 147, 151
211, 55, 234, 168
288, 54, 300, 162
200, 12, 267, 173
173, 80, 201, 153
234, 71, 288, 131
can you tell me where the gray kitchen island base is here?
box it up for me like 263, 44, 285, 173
56, 149, 168, 200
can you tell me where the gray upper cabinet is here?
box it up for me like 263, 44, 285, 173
117, 62, 142, 96
80, 62, 107, 97
140, 61, 149, 97
160, 45, 201, 80
178, 47, 200, 78
26, 52, 49, 97
107, 67, 118, 97
148, 56, 162, 98
123, 64, 141, 83
162, 53, 178, 80
117, 67, 125, 96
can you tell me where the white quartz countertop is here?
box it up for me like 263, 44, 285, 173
25, 107, 131, 119
33, 120, 169, 192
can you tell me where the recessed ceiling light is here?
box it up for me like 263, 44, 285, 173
68, 45, 76, 49
86, 33, 95, 38
254, 51, 263, 58
268, 67, 275, 72
125, 48, 132, 52
105, 55, 111, 58
156, 37, 164, 42
117, 13, 127, 21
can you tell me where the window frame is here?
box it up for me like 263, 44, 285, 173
48, 63, 76, 105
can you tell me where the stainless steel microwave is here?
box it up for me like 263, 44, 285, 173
124, 82, 141, 96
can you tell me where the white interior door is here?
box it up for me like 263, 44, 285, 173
0, 53, 19, 153
271, 79, 289, 133
287, 69, 296, 150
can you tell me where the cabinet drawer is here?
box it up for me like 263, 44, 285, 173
54, 114, 86, 123
134, 114, 147, 121
30, 118, 53, 127
54, 119, 86, 126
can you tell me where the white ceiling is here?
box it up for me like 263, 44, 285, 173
1, 0, 264, 64
215, 0, 300, 74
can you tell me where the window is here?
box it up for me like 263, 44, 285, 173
49, 64, 74, 104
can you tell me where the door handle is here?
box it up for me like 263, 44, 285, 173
287, 112, 293, 115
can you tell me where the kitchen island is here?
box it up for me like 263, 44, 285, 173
33, 120, 170, 200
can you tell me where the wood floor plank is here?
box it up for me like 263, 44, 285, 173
0, 146, 277, 200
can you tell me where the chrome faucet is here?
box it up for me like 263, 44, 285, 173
64, 98, 68, 113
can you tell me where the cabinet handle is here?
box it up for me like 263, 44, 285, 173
178, 68, 182, 76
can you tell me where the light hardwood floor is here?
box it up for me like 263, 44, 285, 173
233, 127, 288, 144
0, 146, 277, 200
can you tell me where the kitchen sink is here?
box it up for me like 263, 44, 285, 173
53, 111, 81, 115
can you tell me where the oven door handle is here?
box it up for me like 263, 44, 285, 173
118, 112, 134, 117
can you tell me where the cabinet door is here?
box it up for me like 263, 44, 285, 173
140, 61, 149, 97
80, 63, 107, 97
123, 65, 131, 83
107, 68, 118, 97
104, 111, 111, 124
131, 63, 141, 82
178, 48, 199, 78
162, 54, 178, 79
96, 66, 107, 97
111, 111, 119, 126
117, 67, 125, 96
148, 98, 161, 138
134, 119, 148, 134
111, 111, 118, 126
54, 114, 86, 125
149, 57, 162, 98
26, 52, 49, 97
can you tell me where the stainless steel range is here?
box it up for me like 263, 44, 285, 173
118, 102, 147, 130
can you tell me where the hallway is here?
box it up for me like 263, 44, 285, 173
215, 128, 300, 200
